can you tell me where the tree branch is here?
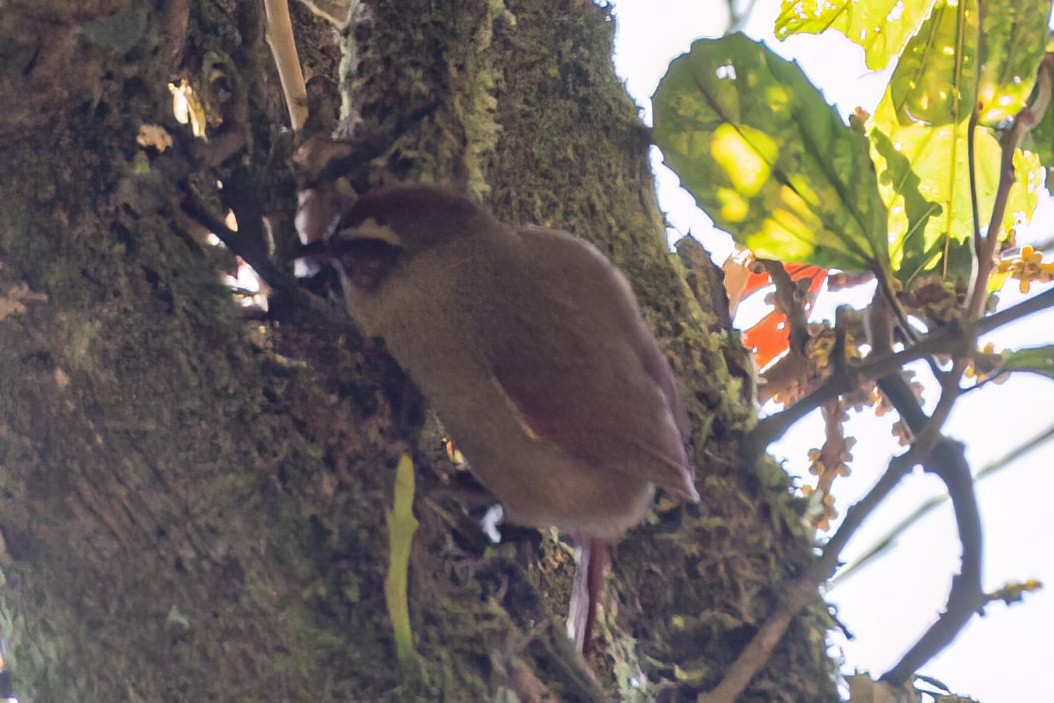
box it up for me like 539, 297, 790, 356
881, 436, 983, 685
977, 285, 1054, 334
746, 283, 1054, 457
759, 258, 810, 355
874, 374, 984, 687
178, 183, 351, 333
696, 452, 917, 703
831, 421, 1054, 589
744, 327, 962, 456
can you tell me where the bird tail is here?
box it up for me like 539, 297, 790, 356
567, 537, 610, 655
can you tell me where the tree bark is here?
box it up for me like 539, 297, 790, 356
0, 0, 837, 700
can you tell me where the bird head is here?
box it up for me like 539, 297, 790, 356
297, 184, 490, 292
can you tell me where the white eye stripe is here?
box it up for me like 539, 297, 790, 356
337, 218, 402, 247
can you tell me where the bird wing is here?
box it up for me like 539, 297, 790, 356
479, 226, 697, 502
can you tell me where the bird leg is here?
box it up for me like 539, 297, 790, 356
567, 536, 610, 655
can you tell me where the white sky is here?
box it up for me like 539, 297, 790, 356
611, 1, 1054, 701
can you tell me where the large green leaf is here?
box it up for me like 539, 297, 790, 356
870, 128, 943, 280
869, 0, 1044, 283
871, 116, 1042, 282
874, 0, 1048, 130
977, 0, 1050, 125
888, 0, 978, 128
1001, 345, 1054, 379
775, 0, 936, 71
652, 33, 888, 273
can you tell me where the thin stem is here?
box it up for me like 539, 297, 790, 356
883, 439, 984, 685
913, 358, 966, 456
977, 285, 1054, 334
966, 104, 982, 294
814, 453, 917, 579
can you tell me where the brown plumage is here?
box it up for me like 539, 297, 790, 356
311, 184, 698, 652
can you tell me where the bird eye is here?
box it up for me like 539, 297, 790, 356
332, 237, 402, 291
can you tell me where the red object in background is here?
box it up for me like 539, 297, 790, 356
740, 264, 828, 369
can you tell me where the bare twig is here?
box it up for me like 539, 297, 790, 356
746, 283, 1054, 456
912, 358, 966, 456
881, 437, 983, 685
832, 421, 1054, 588
696, 453, 917, 703
178, 185, 351, 332
264, 0, 309, 131
759, 258, 811, 355
817, 453, 918, 577
977, 285, 1054, 334
872, 372, 984, 686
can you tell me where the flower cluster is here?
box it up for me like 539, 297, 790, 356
964, 342, 1007, 385
995, 245, 1054, 294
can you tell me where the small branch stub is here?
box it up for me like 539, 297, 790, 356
263, 0, 309, 131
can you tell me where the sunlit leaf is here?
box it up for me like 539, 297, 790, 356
870, 128, 943, 280
1001, 344, 1054, 379
653, 34, 888, 274
775, 0, 936, 71
976, 0, 1050, 125
868, 100, 1041, 282
888, 0, 978, 128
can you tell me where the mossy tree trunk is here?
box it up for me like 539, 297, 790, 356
0, 0, 836, 700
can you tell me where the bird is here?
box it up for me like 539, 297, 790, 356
300, 183, 699, 653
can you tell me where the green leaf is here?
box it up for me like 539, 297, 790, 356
870, 128, 943, 280
977, 0, 1050, 125
653, 33, 888, 273
1001, 345, 1054, 379
870, 116, 1043, 282
887, 0, 978, 128
869, 0, 1044, 283
775, 0, 936, 71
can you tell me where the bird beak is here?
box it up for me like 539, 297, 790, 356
293, 218, 403, 283
292, 239, 332, 278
